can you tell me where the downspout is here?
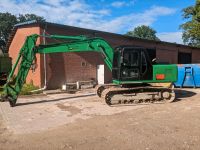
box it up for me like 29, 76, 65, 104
31, 24, 47, 93
42, 23, 47, 90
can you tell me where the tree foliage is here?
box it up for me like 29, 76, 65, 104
180, 0, 200, 47
18, 14, 45, 23
125, 25, 160, 41
0, 12, 45, 52
0, 13, 17, 48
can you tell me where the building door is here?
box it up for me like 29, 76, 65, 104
178, 52, 192, 64
97, 65, 104, 84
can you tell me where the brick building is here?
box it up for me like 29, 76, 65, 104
7, 21, 200, 89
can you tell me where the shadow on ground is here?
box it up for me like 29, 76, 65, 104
15, 89, 197, 107
174, 89, 197, 102
16, 94, 96, 107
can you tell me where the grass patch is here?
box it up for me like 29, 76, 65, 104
0, 86, 3, 94
20, 83, 41, 95
0, 83, 41, 95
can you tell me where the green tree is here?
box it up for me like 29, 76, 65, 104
125, 25, 160, 41
0, 12, 17, 51
17, 14, 45, 22
0, 12, 45, 52
180, 0, 200, 47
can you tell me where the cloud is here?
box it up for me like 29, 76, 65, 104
111, 1, 127, 8
0, 0, 176, 35
0, 0, 110, 24
157, 32, 183, 44
111, 0, 136, 8
97, 6, 176, 33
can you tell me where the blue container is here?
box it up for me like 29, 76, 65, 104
174, 64, 200, 88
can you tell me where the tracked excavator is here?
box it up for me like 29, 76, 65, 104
0, 34, 177, 107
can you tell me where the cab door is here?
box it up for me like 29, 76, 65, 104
140, 50, 153, 80
120, 48, 141, 81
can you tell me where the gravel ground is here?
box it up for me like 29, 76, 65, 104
0, 88, 200, 150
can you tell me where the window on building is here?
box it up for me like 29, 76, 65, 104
81, 62, 87, 67
178, 52, 192, 64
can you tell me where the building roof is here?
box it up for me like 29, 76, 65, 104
6, 20, 200, 51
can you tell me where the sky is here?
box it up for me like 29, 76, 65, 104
0, 0, 196, 44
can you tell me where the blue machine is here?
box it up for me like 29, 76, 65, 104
174, 64, 200, 88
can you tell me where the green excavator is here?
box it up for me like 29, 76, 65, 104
0, 34, 177, 107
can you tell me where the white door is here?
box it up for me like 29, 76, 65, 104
97, 65, 104, 84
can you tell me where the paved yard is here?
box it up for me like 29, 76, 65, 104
0, 90, 145, 134
0, 88, 200, 150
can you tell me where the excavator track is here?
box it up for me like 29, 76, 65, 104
96, 84, 117, 97
97, 85, 175, 106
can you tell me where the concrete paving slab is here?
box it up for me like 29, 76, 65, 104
0, 92, 145, 134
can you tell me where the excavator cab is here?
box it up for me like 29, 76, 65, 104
112, 46, 153, 82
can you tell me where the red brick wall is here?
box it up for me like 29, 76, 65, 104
192, 50, 200, 63
44, 52, 107, 89
9, 26, 42, 87
157, 49, 178, 64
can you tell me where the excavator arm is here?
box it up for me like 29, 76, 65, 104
36, 35, 113, 70
1, 34, 114, 107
